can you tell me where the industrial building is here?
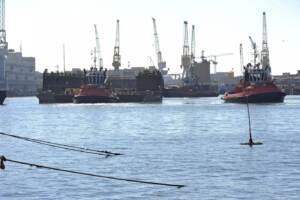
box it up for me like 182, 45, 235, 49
0, 0, 38, 96
5, 49, 37, 96
273, 71, 300, 95
191, 60, 211, 84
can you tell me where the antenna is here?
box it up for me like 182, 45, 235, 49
240, 43, 244, 76
63, 44, 66, 73
20, 41, 22, 53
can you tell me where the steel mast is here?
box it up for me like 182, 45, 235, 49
240, 43, 244, 76
261, 12, 270, 71
0, 0, 7, 49
94, 24, 103, 69
152, 18, 166, 74
112, 19, 121, 70
190, 25, 195, 63
181, 21, 191, 84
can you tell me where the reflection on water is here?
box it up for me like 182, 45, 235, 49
1, 96, 300, 199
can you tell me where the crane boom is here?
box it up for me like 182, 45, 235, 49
94, 24, 103, 69
152, 18, 161, 62
112, 19, 121, 70
152, 18, 166, 73
248, 36, 258, 65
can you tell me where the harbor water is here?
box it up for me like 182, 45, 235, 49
1, 96, 300, 199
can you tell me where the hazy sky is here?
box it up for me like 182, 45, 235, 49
5, 0, 300, 75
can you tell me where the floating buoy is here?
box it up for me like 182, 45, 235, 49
241, 96, 263, 146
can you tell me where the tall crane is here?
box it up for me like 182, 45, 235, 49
112, 19, 121, 70
94, 24, 103, 69
261, 12, 270, 69
190, 25, 195, 63
0, 0, 7, 49
181, 21, 191, 83
152, 18, 166, 74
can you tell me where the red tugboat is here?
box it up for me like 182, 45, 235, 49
223, 12, 286, 103
73, 67, 117, 103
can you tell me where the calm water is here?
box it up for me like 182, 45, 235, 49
1, 96, 300, 199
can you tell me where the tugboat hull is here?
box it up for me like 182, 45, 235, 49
0, 90, 6, 105
73, 84, 117, 104
223, 91, 286, 103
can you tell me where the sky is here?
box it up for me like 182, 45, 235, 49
4, 0, 300, 75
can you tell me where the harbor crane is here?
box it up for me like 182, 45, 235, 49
94, 24, 103, 69
181, 21, 192, 83
112, 19, 121, 70
261, 12, 270, 68
0, 0, 7, 49
152, 18, 167, 74
198, 51, 234, 74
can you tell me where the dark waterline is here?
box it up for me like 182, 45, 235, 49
1, 96, 300, 199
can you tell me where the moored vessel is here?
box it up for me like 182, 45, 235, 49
37, 70, 83, 104
223, 80, 286, 103
223, 12, 286, 103
73, 68, 117, 103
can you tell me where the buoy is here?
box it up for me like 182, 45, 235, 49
241, 96, 263, 146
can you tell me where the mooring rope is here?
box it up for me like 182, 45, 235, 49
0, 132, 122, 156
0, 156, 185, 188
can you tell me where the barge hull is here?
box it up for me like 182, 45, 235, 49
73, 95, 115, 103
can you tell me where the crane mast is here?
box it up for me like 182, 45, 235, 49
152, 18, 166, 74
191, 25, 195, 63
261, 12, 270, 69
0, 0, 7, 49
112, 19, 121, 70
181, 21, 191, 83
94, 24, 103, 69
